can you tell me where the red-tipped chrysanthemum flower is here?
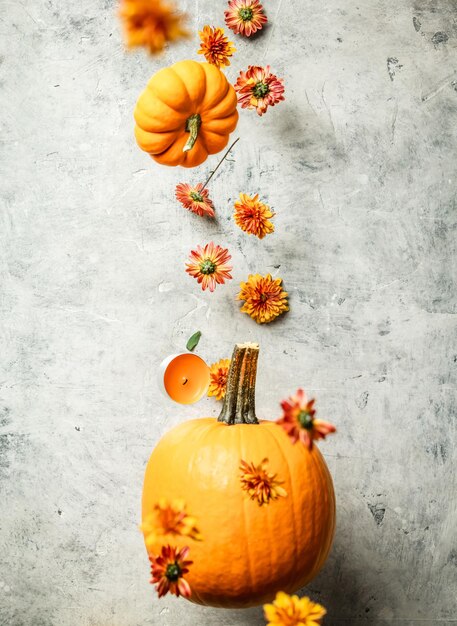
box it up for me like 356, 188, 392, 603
198, 25, 236, 68
175, 182, 215, 218
234, 192, 275, 238
149, 545, 193, 598
276, 389, 336, 450
186, 242, 232, 292
234, 65, 285, 116
224, 0, 267, 37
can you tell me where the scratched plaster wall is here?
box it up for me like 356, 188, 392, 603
1, 0, 457, 624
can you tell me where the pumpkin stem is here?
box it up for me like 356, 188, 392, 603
218, 343, 259, 425
183, 114, 202, 152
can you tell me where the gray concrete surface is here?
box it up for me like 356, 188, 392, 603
1, 0, 457, 624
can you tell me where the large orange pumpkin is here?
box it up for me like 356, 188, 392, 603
134, 60, 239, 168
142, 343, 335, 608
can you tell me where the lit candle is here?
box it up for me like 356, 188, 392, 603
159, 353, 210, 404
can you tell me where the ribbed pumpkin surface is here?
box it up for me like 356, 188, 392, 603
134, 60, 238, 168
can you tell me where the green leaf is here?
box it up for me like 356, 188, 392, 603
186, 331, 201, 352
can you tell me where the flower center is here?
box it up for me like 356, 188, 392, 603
190, 191, 204, 202
260, 293, 268, 303
253, 81, 270, 99
200, 259, 216, 274
298, 410, 314, 430
165, 562, 181, 582
238, 7, 254, 21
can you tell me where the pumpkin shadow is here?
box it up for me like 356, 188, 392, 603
166, 601, 265, 625
296, 513, 398, 625
164, 512, 396, 625
243, 20, 271, 43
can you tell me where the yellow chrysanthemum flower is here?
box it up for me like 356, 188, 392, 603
234, 193, 275, 239
237, 273, 289, 324
141, 498, 202, 547
264, 591, 327, 626
198, 25, 236, 68
208, 358, 231, 401
240, 458, 287, 506
119, 0, 188, 55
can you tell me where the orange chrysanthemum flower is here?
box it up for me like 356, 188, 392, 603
237, 274, 288, 324
149, 545, 192, 598
186, 242, 232, 292
276, 389, 336, 450
119, 0, 188, 54
198, 25, 236, 68
141, 499, 202, 548
175, 182, 215, 218
264, 591, 327, 626
224, 0, 267, 37
208, 358, 231, 400
234, 65, 285, 116
234, 193, 275, 239
240, 458, 287, 506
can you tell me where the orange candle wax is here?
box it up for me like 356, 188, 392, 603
162, 353, 210, 404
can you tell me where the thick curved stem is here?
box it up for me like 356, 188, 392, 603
183, 114, 202, 152
218, 343, 259, 425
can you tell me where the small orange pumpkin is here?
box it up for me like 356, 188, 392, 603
134, 60, 239, 168
142, 343, 335, 608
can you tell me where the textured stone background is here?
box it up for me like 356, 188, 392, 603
1, 0, 457, 624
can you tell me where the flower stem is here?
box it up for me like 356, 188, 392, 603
218, 342, 259, 425
203, 137, 240, 189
